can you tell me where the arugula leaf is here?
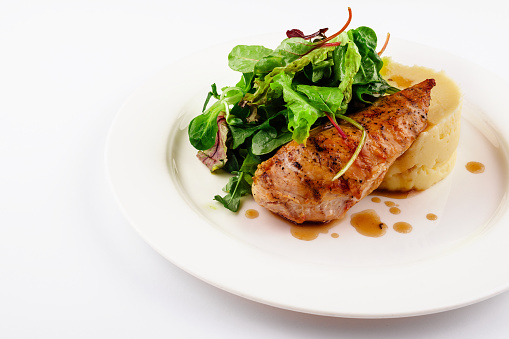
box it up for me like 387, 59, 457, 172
213, 152, 260, 212
239, 151, 261, 175
214, 171, 252, 212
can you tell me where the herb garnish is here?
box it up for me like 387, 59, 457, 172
188, 7, 398, 212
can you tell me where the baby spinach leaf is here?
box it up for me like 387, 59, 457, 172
352, 26, 377, 50
229, 123, 261, 149
295, 85, 344, 113
250, 126, 276, 152
251, 130, 293, 155
349, 26, 397, 101
351, 27, 382, 85
228, 109, 287, 149
353, 81, 399, 103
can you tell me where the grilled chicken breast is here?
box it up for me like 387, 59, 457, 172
252, 79, 436, 223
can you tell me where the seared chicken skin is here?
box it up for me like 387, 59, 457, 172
252, 79, 436, 223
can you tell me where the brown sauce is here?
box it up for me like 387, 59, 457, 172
384, 201, 396, 207
393, 222, 412, 234
466, 161, 485, 174
279, 188, 436, 240
389, 207, 401, 215
290, 222, 337, 241
350, 209, 387, 237
245, 209, 259, 219
426, 213, 438, 221
372, 189, 420, 200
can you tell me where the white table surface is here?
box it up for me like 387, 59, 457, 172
2, 0, 509, 337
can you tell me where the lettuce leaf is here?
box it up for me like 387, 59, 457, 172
196, 114, 229, 171
228, 45, 273, 73
254, 37, 317, 73
271, 72, 322, 144
241, 35, 340, 108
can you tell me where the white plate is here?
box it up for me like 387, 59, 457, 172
106, 34, 509, 318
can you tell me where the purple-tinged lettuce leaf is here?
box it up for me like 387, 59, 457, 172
196, 114, 229, 172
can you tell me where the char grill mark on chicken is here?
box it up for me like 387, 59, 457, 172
251, 79, 436, 223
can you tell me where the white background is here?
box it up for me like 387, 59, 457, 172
2, 0, 509, 337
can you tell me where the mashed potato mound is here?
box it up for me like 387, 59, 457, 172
378, 58, 462, 191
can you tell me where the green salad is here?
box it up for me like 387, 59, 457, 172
188, 8, 397, 212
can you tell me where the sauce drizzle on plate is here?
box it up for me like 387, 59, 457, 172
350, 209, 387, 237
466, 161, 485, 174
393, 222, 413, 234
245, 209, 259, 219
